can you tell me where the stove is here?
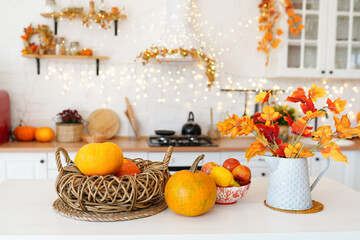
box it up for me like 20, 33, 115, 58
147, 135, 218, 147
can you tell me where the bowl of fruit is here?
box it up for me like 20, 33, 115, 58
201, 158, 251, 204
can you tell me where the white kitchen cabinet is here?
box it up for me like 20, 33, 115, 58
270, 0, 360, 78
0, 153, 48, 183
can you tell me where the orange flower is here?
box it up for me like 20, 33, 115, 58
327, 98, 346, 114
308, 84, 326, 102
333, 115, 358, 138
291, 118, 313, 137
260, 106, 281, 126
294, 15, 302, 23
321, 142, 348, 163
287, 19, 294, 26
271, 38, 281, 48
265, 32, 273, 40
312, 126, 333, 145
287, 9, 295, 17
21, 34, 29, 41
245, 141, 267, 162
276, 28, 283, 36
298, 24, 305, 30
254, 90, 271, 105
290, 26, 299, 35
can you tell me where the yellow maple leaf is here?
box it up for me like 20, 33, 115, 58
320, 142, 348, 163
260, 106, 281, 126
284, 142, 314, 158
254, 90, 271, 105
308, 84, 326, 102
334, 115, 358, 138
312, 126, 333, 145
245, 141, 267, 162
306, 110, 325, 119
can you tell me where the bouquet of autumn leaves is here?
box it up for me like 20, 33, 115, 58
217, 85, 360, 163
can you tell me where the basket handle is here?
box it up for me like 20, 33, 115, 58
55, 146, 73, 172
162, 146, 173, 168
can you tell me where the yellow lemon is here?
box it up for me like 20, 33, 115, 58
210, 167, 240, 187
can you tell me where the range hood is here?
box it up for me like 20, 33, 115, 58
157, 0, 201, 62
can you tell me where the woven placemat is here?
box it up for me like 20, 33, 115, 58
53, 198, 168, 222
264, 200, 324, 214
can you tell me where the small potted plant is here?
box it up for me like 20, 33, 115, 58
56, 109, 83, 142
273, 105, 297, 142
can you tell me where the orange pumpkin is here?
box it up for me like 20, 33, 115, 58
116, 159, 141, 177
35, 127, 55, 142
74, 142, 123, 176
81, 48, 93, 56
14, 126, 37, 141
164, 155, 217, 216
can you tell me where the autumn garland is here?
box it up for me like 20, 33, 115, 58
217, 86, 359, 163
21, 24, 55, 55
258, 0, 304, 66
136, 46, 216, 88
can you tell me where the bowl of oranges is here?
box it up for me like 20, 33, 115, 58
201, 158, 251, 204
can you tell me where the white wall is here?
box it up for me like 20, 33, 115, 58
1, 0, 360, 136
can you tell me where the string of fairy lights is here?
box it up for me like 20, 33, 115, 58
42, 0, 360, 123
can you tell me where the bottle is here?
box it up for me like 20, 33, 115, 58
55, 37, 66, 55
44, 0, 60, 14
99, 0, 106, 13
69, 41, 80, 55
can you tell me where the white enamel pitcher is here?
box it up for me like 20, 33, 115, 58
264, 156, 330, 210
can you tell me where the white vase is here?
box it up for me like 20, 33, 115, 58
264, 156, 330, 211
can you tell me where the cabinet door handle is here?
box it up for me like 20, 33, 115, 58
321, 70, 325, 74
261, 172, 266, 177
329, 70, 333, 74
315, 157, 320, 162
40, 159, 45, 164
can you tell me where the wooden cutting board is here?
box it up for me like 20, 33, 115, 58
87, 109, 120, 139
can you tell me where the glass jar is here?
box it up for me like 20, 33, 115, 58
44, 0, 60, 13
69, 41, 81, 55
55, 37, 66, 55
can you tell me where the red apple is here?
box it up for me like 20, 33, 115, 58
222, 158, 241, 173
201, 162, 219, 175
232, 165, 251, 186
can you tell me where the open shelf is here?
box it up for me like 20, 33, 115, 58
40, 12, 126, 36
22, 54, 109, 75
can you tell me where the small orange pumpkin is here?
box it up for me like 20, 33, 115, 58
116, 159, 141, 177
14, 126, 37, 141
74, 142, 123, 176
164, 155, 217, 216
35, 127, 55, 142
81, 48, 93, 56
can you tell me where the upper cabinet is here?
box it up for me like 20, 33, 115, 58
270, 0, 360, 79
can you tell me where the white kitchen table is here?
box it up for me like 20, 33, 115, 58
0, 177, 359, 240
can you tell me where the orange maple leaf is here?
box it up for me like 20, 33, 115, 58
245, 141, 267, 162
291, 118, 313, 137
305, 110, 325, 119
308, 84, 326, 102
286, 87, 307, 103
312, 126, 333, 145
260, 106, 281, 126
321, 142, 348, 163
327, 98, 346, 114
254, 90, 271, 105
333, 114, 358, 138
284, 142, 314, 158
294, 15, 302, 23
276, 28, 283, 36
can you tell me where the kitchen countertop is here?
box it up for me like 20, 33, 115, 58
0, 177, 360, 240
1, 136, 360, 153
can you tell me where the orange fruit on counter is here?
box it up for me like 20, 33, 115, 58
74, 142, 123, 176
14, 126, 36, 141
165, 155, 217, 216
35, 127, 55, 142
81, 48, 93, 56
116, 159, 141, 177
232, 165, 251, 186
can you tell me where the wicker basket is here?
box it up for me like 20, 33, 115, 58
54, 146, 172, 213
56, 123, 83, 142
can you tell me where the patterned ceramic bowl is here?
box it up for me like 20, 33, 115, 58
215, 183, 251, 204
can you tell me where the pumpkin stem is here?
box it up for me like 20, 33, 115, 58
189, 154, 205, 173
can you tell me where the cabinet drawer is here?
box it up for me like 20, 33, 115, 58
148, 152, 221, 167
